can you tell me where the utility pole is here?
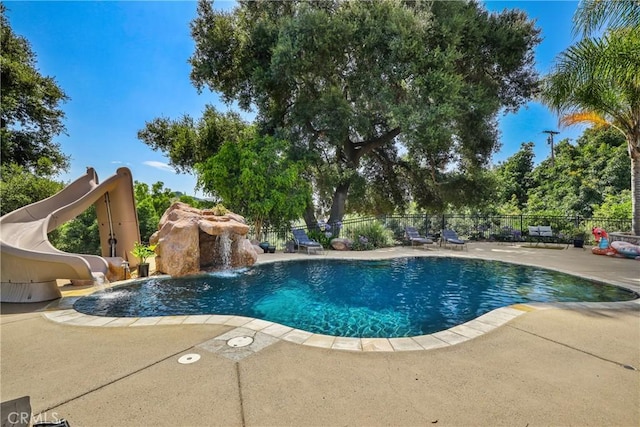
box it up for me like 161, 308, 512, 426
543, 130, 559, 167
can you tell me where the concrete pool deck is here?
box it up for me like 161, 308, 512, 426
1, 242, 639, 426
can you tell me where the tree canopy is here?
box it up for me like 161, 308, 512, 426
137, 105, 247, 174
49, 205, 101, 256
0, 162, 64, 216
159, 0, 540, 227
133, 181, 192, 243
491, 127, 629, 217
494, 142, 535, 210
196, 131, 311, 239
0, 4, 69, 175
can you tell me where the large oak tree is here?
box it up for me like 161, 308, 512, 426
142, 0, 540, 228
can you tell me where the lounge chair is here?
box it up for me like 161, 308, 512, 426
528, 225, 567, 248
442, 229, 466, 250
405, 226, 434, 247
292, 229, 324, 254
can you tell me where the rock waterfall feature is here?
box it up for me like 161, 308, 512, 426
150, 202, 257, 277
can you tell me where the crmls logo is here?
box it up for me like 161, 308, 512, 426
6, 411, 65, 425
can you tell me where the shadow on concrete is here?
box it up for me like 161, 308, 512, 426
1, 301, 52, 314
560, 304, 640, 319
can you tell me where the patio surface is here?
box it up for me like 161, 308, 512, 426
1, 242, 639, 426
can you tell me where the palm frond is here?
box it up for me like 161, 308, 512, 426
560, 30, 639, 85
540, 28, 638, 142
559, 111, 610, 127
573, 0, 640, 37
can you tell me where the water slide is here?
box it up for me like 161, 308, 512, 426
1, 167, 140, 303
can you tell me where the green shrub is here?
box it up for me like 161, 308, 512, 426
346, 221, 394, 250
211, 203, 229, 216
383, 218, 406, 241
131, 241, 157, 264
349, 235, 374, 251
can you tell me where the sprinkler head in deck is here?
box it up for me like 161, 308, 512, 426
227, 336, 254, 348
178, 353, 201, 364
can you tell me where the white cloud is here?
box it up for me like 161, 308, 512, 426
143, 161, 176, 173
111, 160, 122, 164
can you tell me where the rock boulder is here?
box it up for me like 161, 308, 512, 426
330, 238, 352, 251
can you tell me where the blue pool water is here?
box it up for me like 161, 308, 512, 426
73, 257, 637, 338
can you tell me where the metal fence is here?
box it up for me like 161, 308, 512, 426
249, 214, 632, 249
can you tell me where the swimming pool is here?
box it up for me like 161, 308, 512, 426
73, 257, 637, 338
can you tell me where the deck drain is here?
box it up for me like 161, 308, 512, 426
227, 336, 253, 348
178, 353, 201, 364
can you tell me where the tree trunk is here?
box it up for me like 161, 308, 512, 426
303, 202, 318, 231
324, 129, 400, 230
254, 218, 263, 242
328, 181, 351, 225
631, 152, 640, 236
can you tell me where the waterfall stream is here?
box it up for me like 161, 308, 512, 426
217, 231, 232, 270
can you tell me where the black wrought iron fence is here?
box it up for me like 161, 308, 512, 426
249, 214, 632, 249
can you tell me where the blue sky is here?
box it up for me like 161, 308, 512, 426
5, 0, 584, 196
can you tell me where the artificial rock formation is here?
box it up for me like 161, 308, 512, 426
150, 202, 257, 277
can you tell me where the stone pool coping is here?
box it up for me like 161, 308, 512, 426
41, 245, 640, 353
41, 300, 640, 352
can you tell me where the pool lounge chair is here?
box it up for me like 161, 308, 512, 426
442, 229, 466, 250
405, 226, 434, 248
528, 225, 567, 248
292, 229, 324, 254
